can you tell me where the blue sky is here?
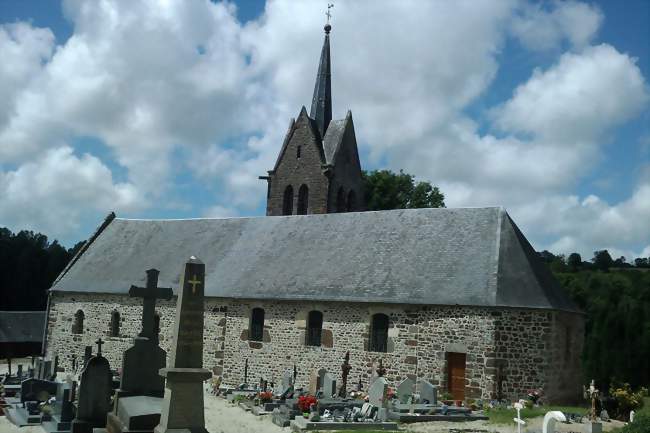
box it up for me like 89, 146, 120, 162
0, 0, 648, 260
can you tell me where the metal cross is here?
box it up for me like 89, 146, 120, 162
188, 274, 202, 294
326, 3, 334, 24
95, 338, 104, 357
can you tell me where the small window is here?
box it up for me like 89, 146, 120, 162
283, 185, 294, 215
297, 145, 302, 158
347, 190, 356, 212
250, 308, 265, 342
297, 184, 309, 215
369, 313, 389, 352
336, 187, 345, 212
72, 310, 85, 334
305, 311, 323, 346
109, 310, 120, 337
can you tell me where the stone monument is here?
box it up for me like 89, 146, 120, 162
104, 268, 173, 433
120, 269, 173, 397
154, 256, 211, 433
71, 339, 112, 433
338, 351, 351, 398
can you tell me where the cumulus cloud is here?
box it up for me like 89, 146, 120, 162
510, 0, 603, 52
0, 0, 647, 258
0, 146, 140, 236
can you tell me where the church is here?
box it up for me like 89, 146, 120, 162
43, 23, 584, 404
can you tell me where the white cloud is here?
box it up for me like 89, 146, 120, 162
510, 0, 603, 52
0, 146, 140, 236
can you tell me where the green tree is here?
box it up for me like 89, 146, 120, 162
593, 249, 614, 272
0, 228, 79, 311
567, 252, 582, 272
362, 169, 445, 211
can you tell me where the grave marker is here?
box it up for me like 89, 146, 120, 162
154, 256, 211, 433
71, 340, 112, 433
396, 377, 414, 404
368, 377, 389, 408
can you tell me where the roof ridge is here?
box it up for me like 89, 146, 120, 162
51, 211, 116, 288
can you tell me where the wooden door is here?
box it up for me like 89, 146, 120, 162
447, 352, 466, 401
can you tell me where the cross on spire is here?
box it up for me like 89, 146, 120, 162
326, 3, 334, 24
95, 338, 104, 356
129, 268, 173, 342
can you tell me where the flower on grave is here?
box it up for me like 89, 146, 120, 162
259, 391, 273, 403
386, 387, 395, 400
298, 395, 318, 412
526, 388, 543, 405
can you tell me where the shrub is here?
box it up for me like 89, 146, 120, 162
617, 413, 650, 433
609, 383, 648, 419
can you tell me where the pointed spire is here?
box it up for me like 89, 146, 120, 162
310, 22, 332, 138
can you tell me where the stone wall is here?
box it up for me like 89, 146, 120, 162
45, 292, 583, 402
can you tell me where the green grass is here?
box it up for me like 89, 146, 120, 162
637, 397, 650, 416
485, 404, 589, 424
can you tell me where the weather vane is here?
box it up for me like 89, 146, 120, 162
326, 3, 334, 24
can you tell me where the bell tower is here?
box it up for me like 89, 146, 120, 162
260, 19, 365, 216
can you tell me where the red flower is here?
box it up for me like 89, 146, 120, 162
298, 395, 318, 412
259, 391, 273, 402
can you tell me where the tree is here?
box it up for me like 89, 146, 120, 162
362, 169, 445, 211
567, 252, 582, 272
0, 228, 79, 310
592, 250, 614, 272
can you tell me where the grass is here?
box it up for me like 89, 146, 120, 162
485, 404, 589, 424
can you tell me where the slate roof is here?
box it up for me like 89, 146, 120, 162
322, 117, 347, 164
0, 311, 46, 343
50, 208, 580, 313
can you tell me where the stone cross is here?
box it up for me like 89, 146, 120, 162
129, 268, 173, 341
338, 351, 351, 397
586, 379, 600, 421
95, 338, 104, 357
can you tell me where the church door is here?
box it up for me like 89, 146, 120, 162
447, 352, 466, 401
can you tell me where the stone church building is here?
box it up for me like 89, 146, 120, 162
44, 24, 584, 403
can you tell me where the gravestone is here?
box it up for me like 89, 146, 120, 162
308, 368, 327, 395
17, 364, 23, 377
34, 359, 42, 379
368, 377, 389, 407
42, 360, 53, 380
71, 339, 112, 433
543, 411, 566, 433
322, 373, 336, 398
20, 378, 58, 403
119, 269, 172, 397
396, 377, 414, 404
104, 269, 172, 433
419, 379, 437, 405
281, 370, 293, 391
154, 256, 211, 433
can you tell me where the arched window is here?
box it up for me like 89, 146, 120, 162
369, 313, 389, 352
336, 187, 346, 212
305, 311, 323, 346
250, 308, 265, 342
347, 190, 356, 212
297, 184, 309, 215
283, 185, 294, 215
72, 310, 84, 334
109, 310, 120, 337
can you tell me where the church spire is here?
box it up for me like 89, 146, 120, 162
310, 18, 333, 138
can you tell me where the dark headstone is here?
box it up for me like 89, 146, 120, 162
71, 347, 112, 433
154, 257, 211, 433
17, 364, 23, 378
118, 269, 172, 398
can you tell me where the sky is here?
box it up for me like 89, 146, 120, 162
0, 0, 648, 261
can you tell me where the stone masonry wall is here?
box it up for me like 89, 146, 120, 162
46, 292, 582, 402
